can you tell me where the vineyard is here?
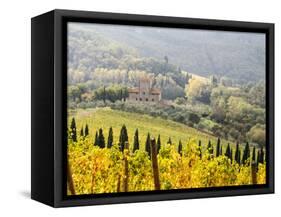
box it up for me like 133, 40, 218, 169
67, 108, 266, 195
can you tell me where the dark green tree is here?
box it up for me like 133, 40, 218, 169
84, 124, 89, 137
119, 125, 128, 152
167, 137, 172, 145
178, 140, 183, 156
107, 127, 113, 148
225, 143, 231, 160
80, 126, 84, 137
220, 146, 223, 156
252, 146, 256, 162
70, 117, 77, 142
238, 150, 241, 165
242, 142, 250, 164
98, 128, 105, 148
259, 147, 264, 164
230, 148, 233, 163
198, 140, 202, 159
145, 133, 151, 158
186, 72, 190, 85
207, 140, 213, 155
234, 142, 240, 164
94, 131, 98, 146
133, 129, 140, 152
257, 150, 260, 164
156, 134, 161, 154
123, 88, 127, 101
216, 138, 221, 157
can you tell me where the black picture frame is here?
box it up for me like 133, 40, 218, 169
31, 9, 274, 207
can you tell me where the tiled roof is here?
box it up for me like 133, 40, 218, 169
150, 88, 161, 94
139, 77, 151, 82
128, 88, 139, 93
128, 86, 161, 95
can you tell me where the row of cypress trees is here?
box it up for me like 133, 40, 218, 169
198, 138, 265, 165
93, 125, 163, 156
70, 117, 264, 164
70, 117, 89, 142
70, 117, 164, 154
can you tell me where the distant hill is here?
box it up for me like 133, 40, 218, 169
68, 22, 265, 84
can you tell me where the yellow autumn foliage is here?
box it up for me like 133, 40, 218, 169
67, 137, 266, 195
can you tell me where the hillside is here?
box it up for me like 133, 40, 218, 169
69, 107, 233, 150
67, 22, 266, 148
68, 22, 265, 84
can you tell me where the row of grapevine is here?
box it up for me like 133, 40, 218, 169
67, 118, 266, 195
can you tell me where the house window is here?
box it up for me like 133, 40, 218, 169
136, 98, 138, 101
152, 98, 154, 102
146, 98, 148, 101
140, 98, 142, 101
142, 92, 145, 95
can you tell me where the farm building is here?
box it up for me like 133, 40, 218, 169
127, 78, 161, 102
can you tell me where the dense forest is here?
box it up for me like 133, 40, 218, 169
67, 23, 266, 148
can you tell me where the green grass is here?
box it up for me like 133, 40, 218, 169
69, 107, 233, 150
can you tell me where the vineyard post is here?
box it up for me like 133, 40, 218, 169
151, 138, 161, 190
251, 162, 257, 184
123, 141, 129, 192
117, 175, 121, 193
67, 158, 76, 195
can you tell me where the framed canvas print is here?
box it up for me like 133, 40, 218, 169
31, 9, 274, 207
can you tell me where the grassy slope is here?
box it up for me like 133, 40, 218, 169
69, 107, 234, 151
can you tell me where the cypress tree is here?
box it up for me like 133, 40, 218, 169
119, 125, 128, 152
119, 127, 123, 151
70, 117, 77, 142
167, 137, 172, 145
198, 140, 202, 159
252, 146, 256, 162
156, 134, 161, 154
216, 138, 221, 157
242, 142, 250, 165
120, 89, 123, 101
220, 146, 223, 156
133, 129, 140, 152
98, 128, 105, 148
235, 142, 240, 164
225, 143, 231, 160
123, 125, 128, 148
207, 140, 211, 151
238, 149, 241, 165
259, 147, 264, 164
145, 133, 151, 158
257, 150, 261, 164
207, 140, 213, 155
107, 127, 113, 148
178, 140, 183, 156
80, 126, 84, 137
230, 148, 233, 163
94, 131, 98, 146
84, 124, 89, 137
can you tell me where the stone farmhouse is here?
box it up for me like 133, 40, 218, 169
127, 78, 161, 102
